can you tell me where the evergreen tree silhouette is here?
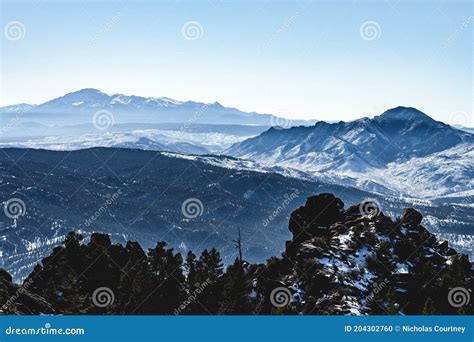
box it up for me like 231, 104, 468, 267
219, 259, 252, 314
146, 241, 185, 314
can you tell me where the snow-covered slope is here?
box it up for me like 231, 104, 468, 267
363, 143, 474, 198
0, 103, 37, 113
0, 127, 258, 154
227, 107, 474, 198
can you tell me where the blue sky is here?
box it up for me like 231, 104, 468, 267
1, 0, 472, 124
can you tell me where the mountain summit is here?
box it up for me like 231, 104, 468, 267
227, 107, 473, 197
375, 106, 434, 123
0, 89, 314, 127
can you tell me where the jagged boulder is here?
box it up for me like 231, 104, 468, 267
90, 233, 112, 248
400, 208, 423, 228
0, 269, 54, 315
282, 194, 473, 315
289, 193, 344, 243
0, 269, 12, 284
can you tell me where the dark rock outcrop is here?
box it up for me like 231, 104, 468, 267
0, 269, 54, 315
90, 233, 112, 248
289, 193, 344, 240
400, 208, 423, 228
279, 195, 472, 315
0, 193, 471, 316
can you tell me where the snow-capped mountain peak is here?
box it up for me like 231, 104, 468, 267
227, 107, 474, 198
375, 106, 433, 122
1, 88, 315, 126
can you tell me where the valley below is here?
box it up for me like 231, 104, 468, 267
0, 91, 472, 283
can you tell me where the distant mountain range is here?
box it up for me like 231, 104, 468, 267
1, 92, 472, 199
1, 91, 472, 276
0, 88, 314, 127
227, 107, 474, 198
0, 123, 268, 154
458, 126, 474, 134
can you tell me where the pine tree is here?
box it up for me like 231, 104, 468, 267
185, 251, 198, 292
193, 248, 224, 314
219, 259, 252, 314
146, 241, 186, 314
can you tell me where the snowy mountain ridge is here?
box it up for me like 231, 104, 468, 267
227, 107, 474, 199
0, 88, 315, 127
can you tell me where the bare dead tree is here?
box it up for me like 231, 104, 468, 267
232, 227, 243, 261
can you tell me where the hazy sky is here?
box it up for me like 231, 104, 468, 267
1, 0, 472, 124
